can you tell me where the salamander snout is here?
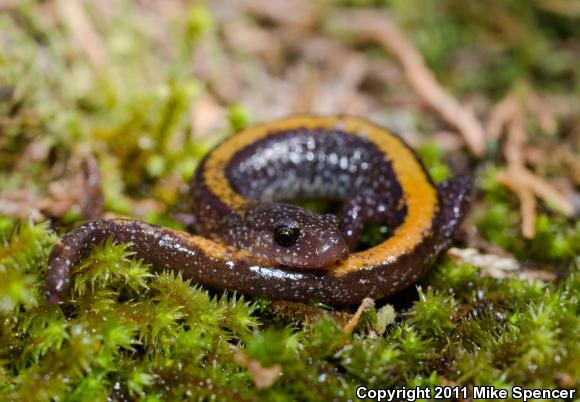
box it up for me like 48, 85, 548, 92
307, 213, 350, 264
243, 204, 349, 269
309, 229, 350, 267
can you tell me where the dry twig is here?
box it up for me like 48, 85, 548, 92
496, 170, 537, 239
490, 89, 574, 237
513, 168, 574, 216
326, 9, 486, 157
57, 0, 107, 67
234, 353, 281, 390
486, 94, 519, 140
343, 297, 374, 335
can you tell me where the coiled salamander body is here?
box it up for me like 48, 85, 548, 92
46, 116, 470, 306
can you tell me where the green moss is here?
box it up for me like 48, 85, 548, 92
408, 287, 457, 339
0, 220, 57, 313
228, 103, 251, 133
417, 142, 452, 184
0, 221, 577, 398
473, 166, 579, 263
1, 0, 578, 399
185, 5, 214, 44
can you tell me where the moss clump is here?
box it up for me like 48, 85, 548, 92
417, 142, 452, 184
476, 167, 579, 262
0, 220, 578, 399
1, 0, 579, 400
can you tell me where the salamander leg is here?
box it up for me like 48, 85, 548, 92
437, 176, 471, 247
173, 213, 198, 230
340, 194, 399, 251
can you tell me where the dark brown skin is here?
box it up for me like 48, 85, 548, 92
46, 116, 470, 306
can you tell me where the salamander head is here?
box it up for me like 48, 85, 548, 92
239, 203, 349, 269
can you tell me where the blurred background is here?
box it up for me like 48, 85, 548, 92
1, 1, 579, 400
1, 0, 578, 227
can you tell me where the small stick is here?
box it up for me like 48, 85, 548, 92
326, 9, 486, 157
497, 170, 537, 239
515, 168, 574, 216
526, 90, 557, 135
343, 297, 374, 334
486, 94, 519, 140
234, 353, 281, 390
57, 0, 107, 67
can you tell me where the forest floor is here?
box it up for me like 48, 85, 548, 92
0, 1, 579, 400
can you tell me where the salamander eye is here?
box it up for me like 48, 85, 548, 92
274, 223, 301, 247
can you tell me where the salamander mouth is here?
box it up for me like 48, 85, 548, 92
273, 242, 350, 269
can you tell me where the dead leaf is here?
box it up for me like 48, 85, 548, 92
234, 353, 281, 390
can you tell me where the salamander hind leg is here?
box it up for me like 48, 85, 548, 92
340, 193, 401, 251
437, 175, 471, 248
173, 213, 199, 231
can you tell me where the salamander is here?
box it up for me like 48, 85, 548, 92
46, 116, 470, 306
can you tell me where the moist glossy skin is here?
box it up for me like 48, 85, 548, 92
196, 126, 404, 254
46, 116, 470, 306
218, 203, 349, 268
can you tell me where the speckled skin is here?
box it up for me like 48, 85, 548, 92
46, 116, 470, 306
191, 128, 403, 264
225, 129, 405, 252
